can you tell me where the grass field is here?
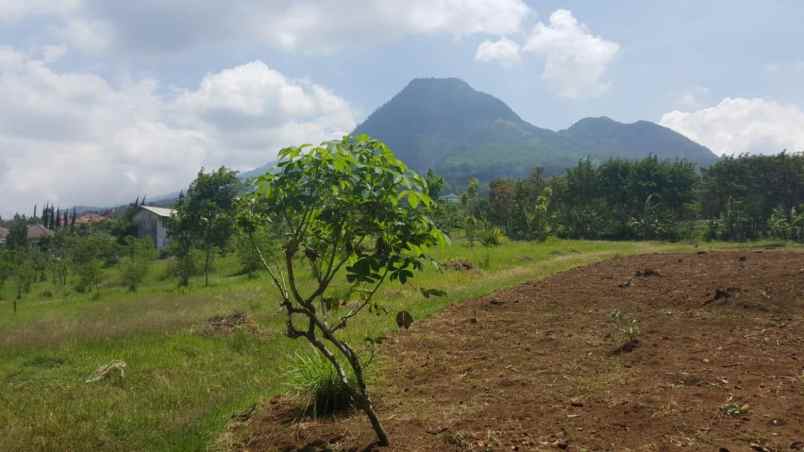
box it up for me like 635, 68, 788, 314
0, 238, 797, 451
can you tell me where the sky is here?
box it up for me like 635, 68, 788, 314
1, 0, 804, 217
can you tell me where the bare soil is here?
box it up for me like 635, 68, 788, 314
237, 251, 804, 451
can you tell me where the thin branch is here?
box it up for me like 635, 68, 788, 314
331, 270, 388, 332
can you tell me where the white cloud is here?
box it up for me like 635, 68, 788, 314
672, 86, 712, 111
3, 1, 531, 55
765, 60, 804, 74
660, 97, 804, 156
0, 49, 355, 217
475, 38, 521, 67
0, 0, 79, 23
523, 9, 620, 98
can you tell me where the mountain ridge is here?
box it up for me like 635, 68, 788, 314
352, 78, 718, 182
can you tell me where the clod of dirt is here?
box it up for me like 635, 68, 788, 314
791, 441, 804, 450
444, 259, 474, 271
609, 339, 640, 355
396, 311, 414, 329
203, 311, 258, 336
634, 269, 661, 277
706, 287, 741, 305
489, 298, 506, 306
739, 256, 747, 262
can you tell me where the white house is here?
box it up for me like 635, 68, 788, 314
133, 206, 176, 251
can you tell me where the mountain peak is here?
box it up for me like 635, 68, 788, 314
349, 78, 718, 183
353, 77, 528, 171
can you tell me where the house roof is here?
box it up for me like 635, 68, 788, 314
75, 213, 110, 225
27, 224, 53, 240
139, 205, 176, 218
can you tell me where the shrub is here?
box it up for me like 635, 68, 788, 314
285, 351, 356, 418
120, 238, 156, 292
480, 225, 506, 247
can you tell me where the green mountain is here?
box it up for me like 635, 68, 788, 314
558, 116, 718, 166
352, 78, 718, 182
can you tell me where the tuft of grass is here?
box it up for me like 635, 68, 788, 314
284, 351, 356, 418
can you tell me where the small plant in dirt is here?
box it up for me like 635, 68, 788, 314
720, 401, 750, 417
238, 135, 444, 446
608, 309, 641, 352
285, 351, 357, 418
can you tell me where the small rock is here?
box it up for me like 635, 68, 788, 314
791, 441, 804, 450
555, 439, 568, 449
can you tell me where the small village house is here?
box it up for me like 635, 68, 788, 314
0, 226, 8, 245
133, 206, 176, 251
26, 224, 54, 242
75, 212, 110, 225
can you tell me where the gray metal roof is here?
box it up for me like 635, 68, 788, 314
140, 205, 176, 218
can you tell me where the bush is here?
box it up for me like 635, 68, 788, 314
285, 351, 356, 418
480, 225, 506, 247
120, 238, 156, 292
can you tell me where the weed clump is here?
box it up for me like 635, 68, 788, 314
285, 351, 356, 418
608, 309, 641, 354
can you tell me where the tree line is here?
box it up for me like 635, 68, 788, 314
436, 152, 804, 244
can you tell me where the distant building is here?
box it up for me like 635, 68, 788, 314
133, 206, 176, 251
27, 224, 53, 241
440, 193, 461, 204
0, 226, 8, 245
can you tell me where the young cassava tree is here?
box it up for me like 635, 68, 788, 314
238, 135, 443, 446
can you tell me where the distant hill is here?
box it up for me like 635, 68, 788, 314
350, 78, 718, 182
558, 116, 718, 166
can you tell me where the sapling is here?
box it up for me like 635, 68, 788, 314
238, 135, 443, 446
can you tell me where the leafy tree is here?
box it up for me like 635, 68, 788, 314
768, 207, 792, 240
700, 152, 804, 238
12, 252, 36, 312
238, 135, 443, 446
0, 249, 12, 299
170, 167, 240, 287
234, 227, 274, 278
71, 235, 103, 294
120, 237, 156, 292
6, 216, 28, 250
460, 177, 482, 245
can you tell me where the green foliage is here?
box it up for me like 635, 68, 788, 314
700, 152, 804, 239
71, 235, 104, 294
768, 207, 792, 240
6, 215, 28, 250
170, 167, 241, 287
480, 225, 506, 247
552, 157, 698, 240
240, 134, 443, 445
0, 249, 11, 298
285, 351, 357, 418
12, 252, 36, 308
120, 237, 156, 292
234, 226, 274, 278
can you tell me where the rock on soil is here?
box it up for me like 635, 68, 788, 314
237, 251, 804, 451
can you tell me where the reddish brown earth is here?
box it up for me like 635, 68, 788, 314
236, 251, 804, 451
